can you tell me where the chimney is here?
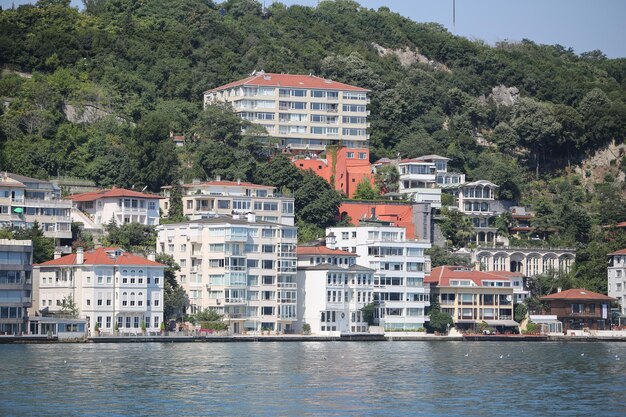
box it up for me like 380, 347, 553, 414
247, 212, 256, 223
54, 249, 62, 260
76, 247, 84, 264
557, 287, 562, 293
326, 232, 336, 250
147, 251, 155, 262
215, 175, 221, 182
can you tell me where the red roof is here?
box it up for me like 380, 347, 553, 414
540, 288, 615, 301
36, 248, 164, 267
297, 246, 357, 256
609, 248, 626, 256
67, 188, 162, 202
426, 266, 520, 286
205, 73, 368, 93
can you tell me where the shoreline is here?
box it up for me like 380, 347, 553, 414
3, 333, 626, 344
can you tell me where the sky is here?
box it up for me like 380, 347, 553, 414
3, 0, 625, 58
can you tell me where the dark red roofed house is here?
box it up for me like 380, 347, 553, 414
34, 247, 165, 335
67, 187, 162, 228
427, 266, 527, 332
540, 289, 615, 331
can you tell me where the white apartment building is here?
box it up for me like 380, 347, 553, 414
458, 180, 504, 244
160, 180, 294, 226
68, 188, 162, 230
0, 172, 72, 241
156, 215, 298, 334
296, 245, 374, 334
327, 223, 431, 330
34, 247, 165, 334
203, 71, 370, 153
608, 249, 626, 315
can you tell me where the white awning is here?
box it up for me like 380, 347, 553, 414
484, 320, 519, 327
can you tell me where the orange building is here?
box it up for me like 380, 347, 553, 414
293, 147, 374, 198
338, 200, 432, 241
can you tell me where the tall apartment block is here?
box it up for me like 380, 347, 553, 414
0, 239, 33, 334
203, 71, 369, 153
0, 172, 72, 241
327, 223, 431, 330
156, 215, 298, 334
160, 180, 294, 226
608, 249, 626, 315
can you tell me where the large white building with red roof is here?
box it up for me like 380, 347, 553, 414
204, 70, 370, 153
67, 187, 162, 229
34, 247, 165, 335
426, 266, 527, 331
160, 179, 294, 226
296, 245, 374, 334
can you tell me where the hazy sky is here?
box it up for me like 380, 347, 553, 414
3, 0, 625, 58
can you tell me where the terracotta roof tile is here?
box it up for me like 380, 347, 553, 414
67, 188, 162, 202
426, 266, 518, 286
540, 288, 615, 301
205, 73, 368, 93
608, 248, 626, 256
296, 246, 358, 256
36, 248, 164, 267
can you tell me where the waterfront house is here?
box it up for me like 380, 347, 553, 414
540, 288, 615, 331
34, 247, 165, 335
471, 246, 575, 277
156, 214, 298, 334
296, 245, 374, 334
0, 239, 33, 335
327, 222, 431, 330
426, 266, 521, 332
608, 249, 626, 316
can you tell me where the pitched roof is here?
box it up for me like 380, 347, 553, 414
67, 188, 162, 202
297, 246, 358, 256
36, 248, 164, 267
540, 288, 615, 301
426, 266, 519, 286
301, 263, 374, 272
6, 172, 50, 184
414, 155, 451, 162
183, 181, 273, 189
205, 72, 368, 93
608, 248, 626, 256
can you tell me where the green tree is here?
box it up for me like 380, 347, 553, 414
166, 183, 185, 222
59, 294, 79, 318
438, 208, 474, 248
374, 164, 399, 194
514, 303, 528, 323
352, 178, 379, 200
104, 222, 156, 251
426, 246, 471, 268
426, 300, 453, 334
361, 302, 376, 326
156, 253, 189, 321
13, 222, 55, 263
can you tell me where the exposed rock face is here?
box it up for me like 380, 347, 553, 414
63, 103, 129, 125
371, 42, 450, 72
574, 141, 626, 192
489, 85, 520, 107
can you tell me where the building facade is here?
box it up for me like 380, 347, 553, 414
471, 247, 575, 277
426, 266, 523, 331
540, 288, 615, 331
0, 239, 33, 334
160, 180, 295, 226
327, 224, 431, 330
204, 71, 369, 153
296, 246, 374, 334
0, 172, 72, 241
458, 180, 504, 244
608, 249, 626, 315
68, 188, 162, 229
156, 215, 299, 334
35, 247, 165, 334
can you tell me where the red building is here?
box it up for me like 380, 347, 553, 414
293, 147, 374, 198
540, 288, 615, 331
338, 200, 431, 241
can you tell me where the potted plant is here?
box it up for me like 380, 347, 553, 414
141, 320, 147, 335
302, 323, 311, 335
114, 322, 119, 335
160, 321, 165, 335
94, 323, 100, 336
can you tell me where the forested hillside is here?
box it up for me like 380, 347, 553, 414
2, 0, 626, 292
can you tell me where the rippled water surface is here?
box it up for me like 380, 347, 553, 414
1, 341, 625, 416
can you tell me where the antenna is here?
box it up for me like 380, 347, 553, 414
452, 0, 456, 34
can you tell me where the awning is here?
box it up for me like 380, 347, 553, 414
484, 320, 519, 327
13, 207, 23, 213
531, 318, 561, 325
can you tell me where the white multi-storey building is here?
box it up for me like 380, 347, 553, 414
34, 247, 165, 334
0, 172, 72, 241
458, 180, 504, 244
296, 245, 374, 334
156, 214, 298, 334
327, 223, 431, 330
608, 249, 626, 315
160, 180, 294, 226
68, 187, 162, 229
204, 71, 369, 153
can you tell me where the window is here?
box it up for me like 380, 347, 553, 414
96, 316, 103, 328
106, 316, 111, 329
134, 317, 140, 328
572, 303, 584, 314
154, 316, 159, 328
154, 278, 160, 284
154, 299, 159, 307
97, 299, 103, 306
126, 317, 131, 328
86, 299, 91, 306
